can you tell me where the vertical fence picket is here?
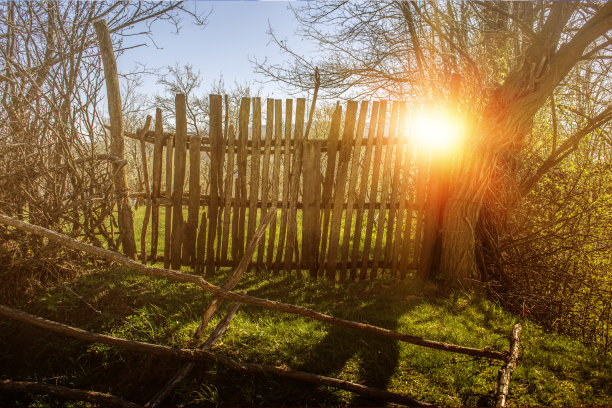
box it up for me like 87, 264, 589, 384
236, 98, 250, 259
258, 99, 274, 266
231, 177, 241, 260
351, 102, 378, 280
361, 102, 387, 279
216, 95, 229, 265
302, 140, 321, 278
150, 108, 164, 263
372, 102, 399, 278
221, 124, 236, 263
265, 100, 283, 269
285, 98, 305, 276
414, 151, 429, 277
247, 98, 262, 260
163, 128, 173, 269
138, 116, 152, 264
339, 101, 368, 280
317, 106, 342, 278
184, 135, 201, 267
392, 107, 411, 276
386, 103, 408, 276
206, 94, 223, 274
170, 94, 187, 269
275, 99, 293, 274
326, 101, 358, 281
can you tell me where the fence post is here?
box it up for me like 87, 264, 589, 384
93, 19, 137, 259
302, 140, 321, 278
170, 94, 187, 269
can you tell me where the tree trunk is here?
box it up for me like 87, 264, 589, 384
439, 195, 481, 284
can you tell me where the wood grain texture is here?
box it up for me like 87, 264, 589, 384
302, 140, 321, 278
150, 108, 164, 263
265, 100, 283, 268
317, 105, 342, 278
221, 124, 236, 263
206, 95, 223, 274
351, 102, 378, 280
361, 102, 387, 280
275, 99, 293, 274
285, 98, 305, 276
326, 101, 358, 281
339, 102, 368, 280
236, 98, 250, 259
372, 102, 399, 279
258, 99, 274, 265
170, 94, 188, 269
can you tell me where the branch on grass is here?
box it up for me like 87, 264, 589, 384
0, 304, 435, 407
496, 323, 522, 408
194, 208, 276, 340
0, 213, 507, 361
0, 379, 142, 408
145, 301, 242, 408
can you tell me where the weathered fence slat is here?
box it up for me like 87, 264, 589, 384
302, 140, 321, 278
285, 98, 305, 276
351, 102, 378, 280
386, 103, 407, 276
392, 107, 410, 276
339, 101, 368, 280
138, 116, 152, 264
215, 95, 230, 264
372, 102, 399, 279
326, 101, 358, 281
150, 108, 164, 263
317, 105, 342, 278
206, 94, 223, 274
414, 149, 429, 278
275, 99, 293, 274
231, 177, 241, 261
361, 101, 387, 279
236, 98, 250, 259
258, 99, 274, 265
184, 134, 201, 267
170, 94, 188, 269
265, 100, 283, 268
247, 98, 262, 258
221, 124, 236, 263
163, 119, 173, 269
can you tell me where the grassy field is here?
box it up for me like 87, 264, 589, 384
1, 264, 611, 407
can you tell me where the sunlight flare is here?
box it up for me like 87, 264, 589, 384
409, 106, 463, 152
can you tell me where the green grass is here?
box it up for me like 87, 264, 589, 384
1, 266, 610, 407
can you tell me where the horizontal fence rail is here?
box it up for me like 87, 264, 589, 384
132, 95, 432, 281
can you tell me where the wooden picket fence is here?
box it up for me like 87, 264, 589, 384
128, 95, 431, 281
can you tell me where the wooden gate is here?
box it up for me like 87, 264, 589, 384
129, 95, 431, 281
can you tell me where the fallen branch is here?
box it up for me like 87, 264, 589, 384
0, 213, 507, 361
496, 323, 522, 408
0, 379, 142, 408
0, 304, 435, 407
145, 301, 242, 408
195, 208, 276, 340
147, 210, 274, 407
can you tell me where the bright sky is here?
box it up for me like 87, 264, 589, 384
118, 0, 316, 99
